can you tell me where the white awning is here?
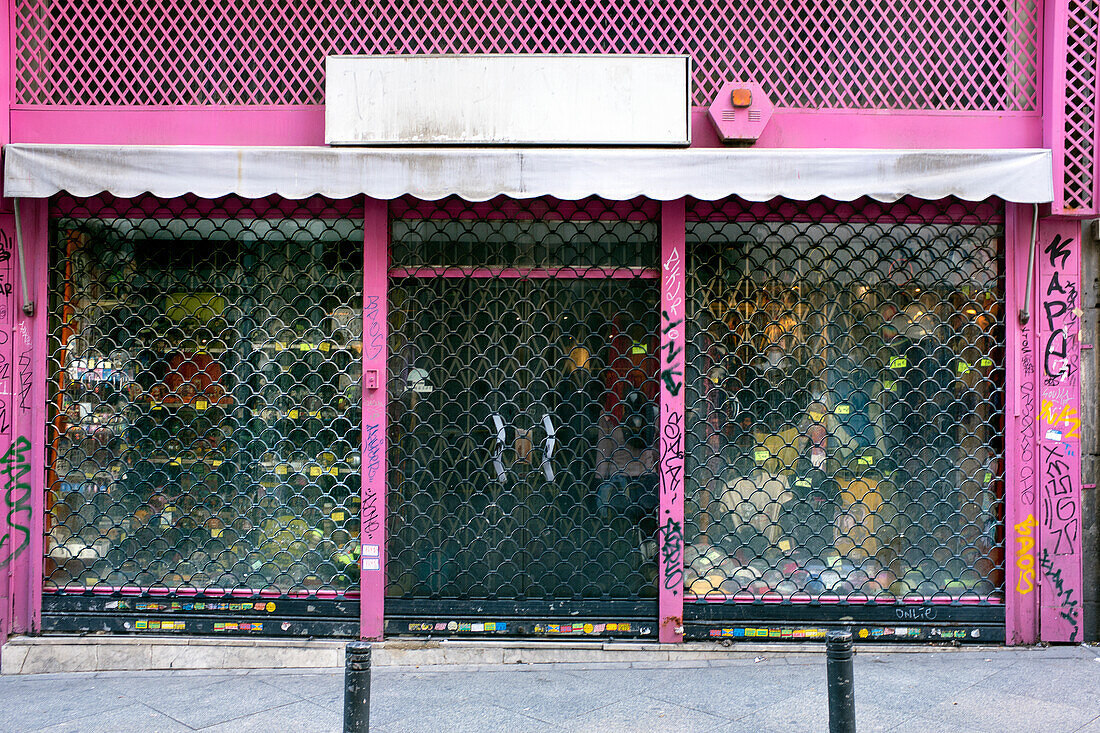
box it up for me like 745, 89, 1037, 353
3, 144, 1053, 203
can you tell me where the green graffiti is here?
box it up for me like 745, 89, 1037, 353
0, 436, 32, 569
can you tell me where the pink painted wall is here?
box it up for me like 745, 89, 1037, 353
360, 197, 388, 640
658, 199, 686, 643
1035, 217, 1084, 641
1005, 203, 1040, 645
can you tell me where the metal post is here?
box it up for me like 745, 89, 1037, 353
826, 630, 855, 733
343, 641, 372, 732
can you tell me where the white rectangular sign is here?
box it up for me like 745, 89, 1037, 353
325, 55, 691, 146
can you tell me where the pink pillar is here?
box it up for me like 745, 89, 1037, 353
7, 199, 47, 634
0, 213, 15, 645
1005, 203, 1040, 645
360, 197, 388, 640
658, 198, 686, 643
1035, 217, 1083, 641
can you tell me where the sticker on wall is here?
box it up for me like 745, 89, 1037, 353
406, 367, 433, 394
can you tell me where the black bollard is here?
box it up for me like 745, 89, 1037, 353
826, 630, 856, 733
343, 641, 372, 733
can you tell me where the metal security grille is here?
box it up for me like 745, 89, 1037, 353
684, 197, 1005, 606
45, 194, 364, 599
1064, 0, 1100, 213
14, 0, 1038, 111
387, 197, 660, 606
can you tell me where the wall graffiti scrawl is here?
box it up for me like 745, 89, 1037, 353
1036, 220, 1082, 642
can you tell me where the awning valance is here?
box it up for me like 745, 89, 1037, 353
2, 144, 1053, 204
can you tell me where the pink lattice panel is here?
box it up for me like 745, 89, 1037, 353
1063, 0, 1100, 213
15, 0, 1039, 111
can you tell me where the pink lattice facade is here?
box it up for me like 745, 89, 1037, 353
0, 1, 1097, 653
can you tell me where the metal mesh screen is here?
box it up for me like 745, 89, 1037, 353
45, 194, 365, 598
684, 197, 1006, 605
1064, 0, 1100, 213
14, 0, 1038, 111
386, 196, 661, 603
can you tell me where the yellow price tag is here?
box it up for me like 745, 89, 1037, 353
327, 467, 339, 476
778, 539, 792, 552
299, 342, 311, 352
979, 357, 994, 367
984, 472, 993, 484
754, 449, 770, 462
195, 400, 208, 410
957, 361, 971, 374
809, 411, 823, 422
288, 410, 299, 419
210, 460, 223, 467
211, 528, 223, 538
319, 342, 330, 352
275, 341, 287, 351
309, 466, 322, 477
276, 464, 288, 475
152, 405, 163, 411
309, 411, 319, 418
169, 459, 181, 466
857, 456, 873, 465
889, 357, 907, 369
836, 404, 851, 415
332, 511, 345, 522
883, 380, 896, 392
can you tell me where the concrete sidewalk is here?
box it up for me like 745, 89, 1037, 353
1, 645, 1098, 732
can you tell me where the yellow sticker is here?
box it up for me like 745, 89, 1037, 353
195, 400, 208, 410
266, 602, 276, 612
169, 459, 181, 466
309, 466, 322, 477
836, 404, 851, 415
276, 464, 288, 475
309, 411, 319, 418
288, 410, 299, 419
779, 539, 792, 552
889, 357, 907, 369
754, 449, 770, 462
152, 405, 163, 411
809, 411, 823, 422
332, 511, 346, 521
984, 471, 993, 484
631, 343, 647, 355
319, 342, 330, 352
858, 456, 873, 465
210, 460, 223, 467
957, 361, 971, 374
275, 341, 287, 351
211, 528, 223, 538
883, 380, 896, 392
979, 357, 994, 367
299, 342, 311, 352
327, 467, 339, 476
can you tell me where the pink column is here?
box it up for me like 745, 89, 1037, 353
360, 197, 388, 640
0, 212, 16, 645
7, 199, 47, 633
1035, 217, 1083, 641
658, 198, 686, 643
1004, 203, 1040, 645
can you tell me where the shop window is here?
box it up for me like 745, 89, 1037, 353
387, 196, 661, 603
45, 195, 365, 597
684, 197, 1005, 605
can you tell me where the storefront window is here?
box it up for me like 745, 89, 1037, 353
684, 198, 1005, 603
387, 197, 662, 602
45, 196, 364, 596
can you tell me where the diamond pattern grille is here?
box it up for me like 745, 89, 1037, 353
45, 194, 365, 598
684, 197, 1006, 605
14, 0, 1038, 110
1064, 0, 1100, 212
386, 196, 662, 602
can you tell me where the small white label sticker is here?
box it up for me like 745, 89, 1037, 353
363, 544, 380, 557
1046, 429, 1063, 441
363, 557, 380, 571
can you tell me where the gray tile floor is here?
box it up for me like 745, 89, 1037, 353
3, 646, 1100, 732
